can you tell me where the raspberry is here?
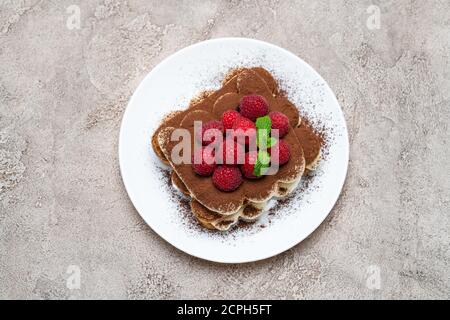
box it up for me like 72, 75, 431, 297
269, 139, 290, 166
221, 110, 240, 130
218, 138, 245, 165
240, 151, 261, 179
212, 166, 243, 192
269, 111, 289, 138
239, 95, 269, 121
232, 117, 256, 145
198, 120, 224, 146
191, 147, 216, 176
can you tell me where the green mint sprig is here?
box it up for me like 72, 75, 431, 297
253, 116, 276, 177
253, 151, 270, 177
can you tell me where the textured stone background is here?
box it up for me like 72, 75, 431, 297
1, 0, 449, 299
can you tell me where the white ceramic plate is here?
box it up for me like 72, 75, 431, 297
119, 38, 349, 263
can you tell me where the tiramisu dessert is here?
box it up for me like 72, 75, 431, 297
152, 67, 322, 231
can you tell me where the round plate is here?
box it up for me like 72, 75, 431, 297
119, 38, 349, 263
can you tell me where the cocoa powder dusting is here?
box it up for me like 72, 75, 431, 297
156, 68, 307, 215
152, 66, 333, 234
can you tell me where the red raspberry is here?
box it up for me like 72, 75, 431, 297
212, 165, 243, 192
269, 139, 290, 166
221, 110, 240, 130
240, 151, 262, 179
239, 95, 269, 121
232, 117, 256, 145
269, 111, 289, 138
218, 138, 245, 165
191, 147, 216, 176
198, 120, 224, 146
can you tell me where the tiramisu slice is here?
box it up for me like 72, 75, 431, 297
152, 67, 322, 231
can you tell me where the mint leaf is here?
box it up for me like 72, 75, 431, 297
254, 116, 273, 176
256, 129, 269, 148
256, 115, 272, 148
255, 116, 272, 131
253, 151, 270, 177
267, 137, 277, 148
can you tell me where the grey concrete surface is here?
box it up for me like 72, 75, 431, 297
1, 0, 449, 299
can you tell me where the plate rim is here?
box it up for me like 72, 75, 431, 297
119, 37, 349, 264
